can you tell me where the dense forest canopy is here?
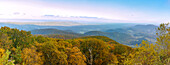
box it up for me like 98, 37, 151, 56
0, 23, 169, 65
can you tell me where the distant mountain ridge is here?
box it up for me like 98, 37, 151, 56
30, 24, 158, 45
0, 22, 135, 33
31, 28, 79, 35
99, 24, 158, 45
0, 22, 158, 46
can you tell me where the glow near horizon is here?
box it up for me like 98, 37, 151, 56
0, 0, 170, 23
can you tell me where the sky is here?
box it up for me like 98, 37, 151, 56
0, 0, 170, 23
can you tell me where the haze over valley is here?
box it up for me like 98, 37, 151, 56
0, 21, 158, 47
0, 0, 169, 65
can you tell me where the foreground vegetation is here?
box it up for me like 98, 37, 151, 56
0, 23, 169, 65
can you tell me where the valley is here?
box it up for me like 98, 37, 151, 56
0, 22, 157, 46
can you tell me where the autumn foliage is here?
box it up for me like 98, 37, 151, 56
0, 23, 169, 65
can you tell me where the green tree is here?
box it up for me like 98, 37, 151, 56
11, 47, 22, 64
156, 23, 170, 64
35, 35, 48, 43
0, 49, 15, 65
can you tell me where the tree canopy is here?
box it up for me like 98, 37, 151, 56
0, 23, 169, 65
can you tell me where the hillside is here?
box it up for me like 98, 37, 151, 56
105, 24, 157, 44
0, 24, 168, 65
105, 24, 157, 35
31, 28, 79, 35
31, 28, 84, 39
84, 31, 135, 45
30, 24, 158, 45
78, 36, 119, 44
0, 23, 158, 45
31, 29, 134, 45
83, 24, 158, 45
0, 26, 134, 65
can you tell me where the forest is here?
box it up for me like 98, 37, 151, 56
0, 23, 169, 65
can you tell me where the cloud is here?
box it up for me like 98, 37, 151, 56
0, 0, 169, 23
13, 12, 20, 15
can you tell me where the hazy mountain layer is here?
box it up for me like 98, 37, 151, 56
0, 22, 157, 46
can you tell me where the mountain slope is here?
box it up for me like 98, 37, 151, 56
84, 31, 134, 44
31, 24, 158, 45
31, 28, 75, 35
31, 28, 84, 39
78, 36, 119, 44
104, 24, 158, 45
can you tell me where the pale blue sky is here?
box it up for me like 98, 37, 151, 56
0, 0, 169, 23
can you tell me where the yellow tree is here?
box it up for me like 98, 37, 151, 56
0, 33, 13, 49
124, 23, 170, 65
66, 47, 86, 65
124, 41, 159, 65
107, 44, 119, 64
80, 38, 116, 65
0, 48, 15, 65
21, 45, 44, 65
112, 44, 132, 64
156, 23, 170, 64
36, 40, 68, 65
0, 48, 5, 58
